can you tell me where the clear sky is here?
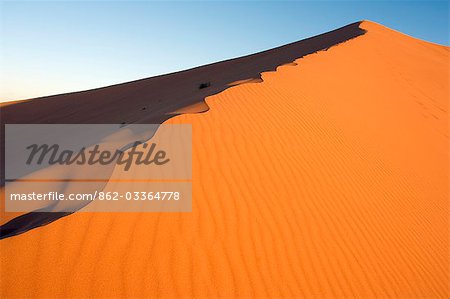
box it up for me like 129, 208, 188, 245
1, 1, 448, 101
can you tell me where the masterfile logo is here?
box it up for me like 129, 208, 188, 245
25, 141, 170, 171
4, 124, 192, 212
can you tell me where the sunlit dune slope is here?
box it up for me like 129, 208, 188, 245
1, 21, 448, 298
1, 22, 365, 232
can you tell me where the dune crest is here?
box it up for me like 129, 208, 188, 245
1, 21, 366, 238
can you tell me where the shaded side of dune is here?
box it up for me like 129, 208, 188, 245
0, 22, 366, 240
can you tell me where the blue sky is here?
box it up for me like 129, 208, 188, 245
1, 1, 448, 101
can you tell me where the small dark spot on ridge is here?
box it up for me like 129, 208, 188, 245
199, 82, 211, 89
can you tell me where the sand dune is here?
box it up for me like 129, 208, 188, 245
1, 22, 364, 236
1, 21, 448, 298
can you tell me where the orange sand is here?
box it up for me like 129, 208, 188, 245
0, 21, 448, 298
